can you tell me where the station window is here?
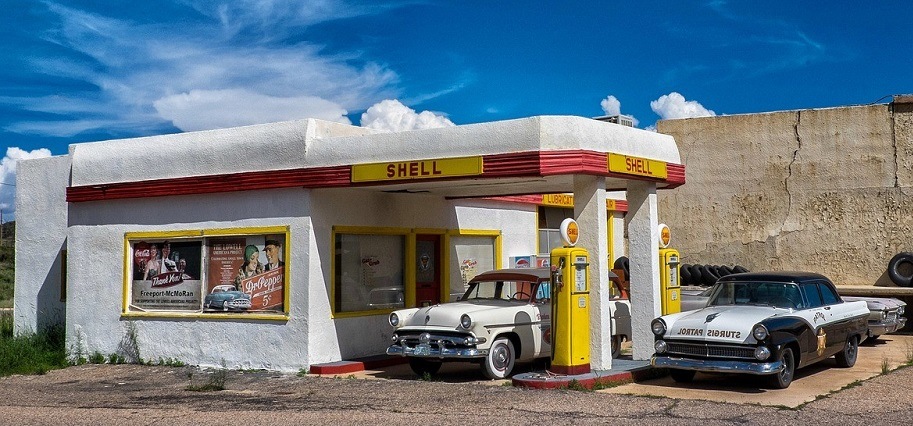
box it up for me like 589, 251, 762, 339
449, 234, 497, 301
333, 232, 406, 314
125, 227, 289, 317
537, 206, 573, 256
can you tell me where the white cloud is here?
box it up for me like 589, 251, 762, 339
4, 2, 404, 136
0, 147, 53, 220
650, 92, 716, 120
154, 89, 351, 131
600, 95, 622, 116
360, 99, 454, 133
599, 95, 639, 126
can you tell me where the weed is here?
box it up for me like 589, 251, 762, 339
0, 311, 68, 376
89, 351, 106, 364
118, 321, 140, 364
563, 379, 591, 392
108, 353, 126, 364
420, 372, 432, 381
882, 358, 890, 375
70, 327, 86, 364
164, 358, 185, 367
905, 341, 913, 365
297, 368, 308, 377
187, 361, 228, 392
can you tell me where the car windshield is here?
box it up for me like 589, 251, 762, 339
460, 279, 550, 303
708, 281, 802, 309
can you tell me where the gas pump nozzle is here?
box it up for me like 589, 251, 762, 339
551, 258, 566, 292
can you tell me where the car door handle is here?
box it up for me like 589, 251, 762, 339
824, 307, 831, 310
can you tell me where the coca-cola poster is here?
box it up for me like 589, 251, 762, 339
130, 240, 203, 311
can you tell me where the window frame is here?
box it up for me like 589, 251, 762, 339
331, 226, 502, 318
122, 226, 291, 321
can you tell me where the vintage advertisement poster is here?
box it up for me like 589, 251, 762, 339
207, 238, 246, 290
130, 240, 203, 311
205, 235, 285, 312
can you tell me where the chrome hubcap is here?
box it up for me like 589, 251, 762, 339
492, 345, 510, 370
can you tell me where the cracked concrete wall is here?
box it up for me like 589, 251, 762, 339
656, 103, 913, 285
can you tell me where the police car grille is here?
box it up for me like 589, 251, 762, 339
666, 342, 755, 360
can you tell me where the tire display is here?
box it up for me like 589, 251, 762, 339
619, 258, 751, 287
887, 252, 913, 287
678, 264, 751, 287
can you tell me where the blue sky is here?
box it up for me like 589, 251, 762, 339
1, 1, 912, 218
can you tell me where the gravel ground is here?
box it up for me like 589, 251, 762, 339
0, 363, 911, 425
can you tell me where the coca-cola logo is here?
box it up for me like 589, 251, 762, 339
134, 242, 152, 265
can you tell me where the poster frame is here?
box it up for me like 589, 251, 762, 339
122, 226, 290, 321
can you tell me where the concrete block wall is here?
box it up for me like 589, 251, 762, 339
657, 102, 913, 285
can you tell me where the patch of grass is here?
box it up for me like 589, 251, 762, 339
108, 353, 126, 364
0, 245, 14, 308
89, 351, 106, 364
562, 379, 591, 392
0, 311, 68, 376
882, 357, 890, 375
151, 357, 185, 367
187, 361, 228, 392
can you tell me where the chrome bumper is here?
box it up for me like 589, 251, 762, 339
386, 344, 488, 359
869, 317, 908, 335
651, 355, 785, 375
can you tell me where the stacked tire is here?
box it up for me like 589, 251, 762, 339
613, 257, 749, 287
680, 264, 749, 287
888, 252, 913, 287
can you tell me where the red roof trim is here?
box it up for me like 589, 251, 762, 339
67, 150, 684, 202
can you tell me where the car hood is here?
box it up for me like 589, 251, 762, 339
400, 300, 528, 328
843, 296, 906, 311
662, 305, 787, 344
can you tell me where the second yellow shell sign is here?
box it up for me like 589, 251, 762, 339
608, 153, 668, 179
351, 156, 484, 182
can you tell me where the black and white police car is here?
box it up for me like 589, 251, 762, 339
651, 271, 869, 388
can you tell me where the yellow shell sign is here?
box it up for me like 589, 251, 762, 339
560, 218, 579, 247
608, 153, 668, 179
351, 156, 483, 183
658, 223, 671, 248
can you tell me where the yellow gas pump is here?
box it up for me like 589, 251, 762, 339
549, 218, 591, 375
658, 223, 681, 315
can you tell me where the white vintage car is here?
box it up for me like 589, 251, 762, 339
651, 271, 870, 388
842, 296, 907, 342
386, 268, 631, 379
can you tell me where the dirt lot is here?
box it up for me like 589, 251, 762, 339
1, 359, 912, 426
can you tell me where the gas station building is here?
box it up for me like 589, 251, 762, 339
14, 115, 684, 372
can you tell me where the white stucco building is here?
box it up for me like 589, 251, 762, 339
15, 115, 683, 372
